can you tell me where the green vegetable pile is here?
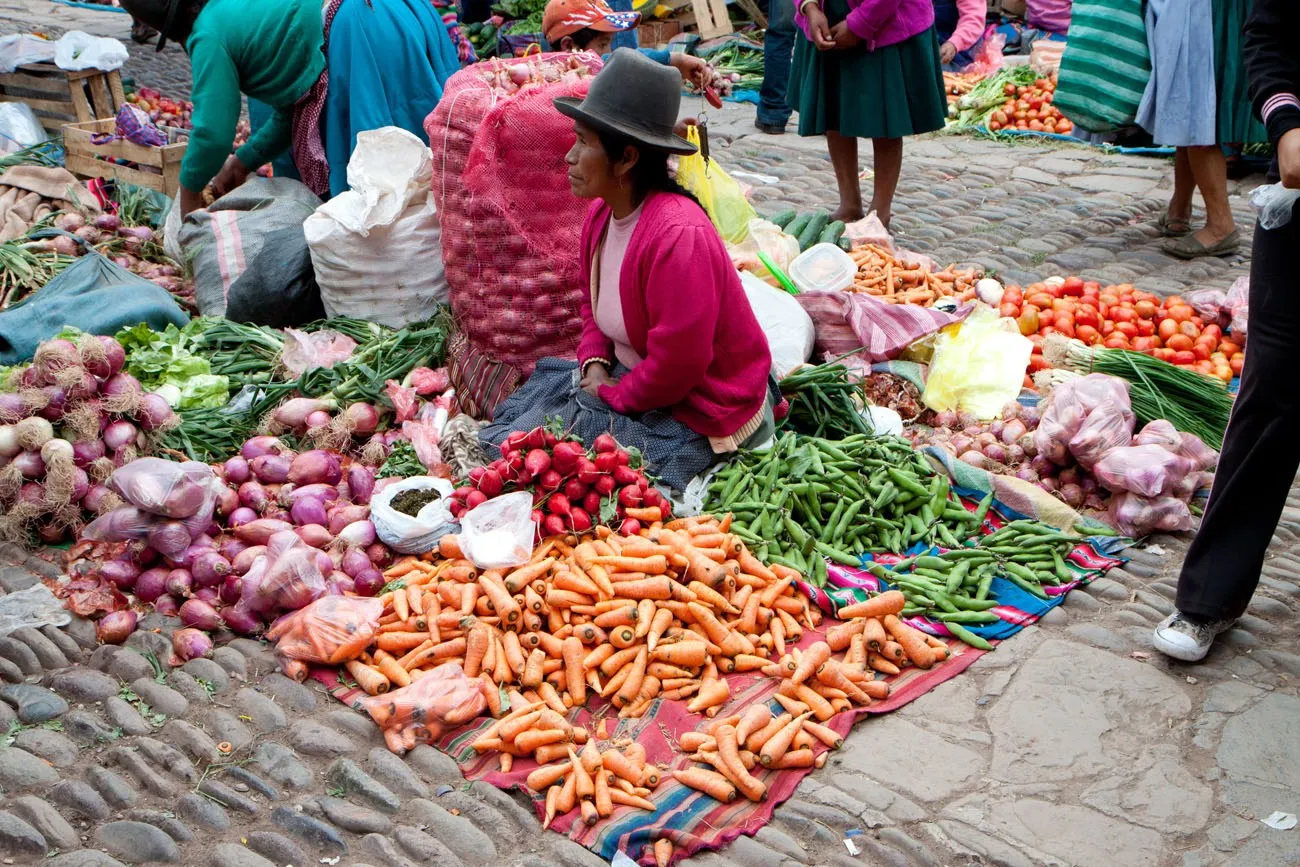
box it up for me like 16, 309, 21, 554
379, 441, 427, 479
945, 65, 1040, 130
704, 433, 991, 586
778, 359, 874, 440
116, 321, 231, 411
863, 521, 1088, 648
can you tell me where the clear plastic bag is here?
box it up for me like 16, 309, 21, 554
1250, 182, 1300, 230
81, 505, 156, 542
923, 305, 1034, 420
0, 102, 47, 155
1033, 373, 1132, 466
1093, 444, 1195, 498
1177, 432, 1219, 472
1133, 419, 1182, 451
1110, 491, 1193, 537
267, 596, 384, 664
109, 458, 217, 518
371, 476, 457, 554
460, 490, 535, 569
1068, 400, 1136, 469
279, 328, 357, 377
677, 124, 758, 245
1226, 275, 1249, 339
361, 661, 490, 754
1182, 288, 1229, 328
240, 530, 327, 615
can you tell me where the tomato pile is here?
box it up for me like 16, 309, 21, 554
1000, 277, 1244, 384
986, 74, 1074, 135
125, 87, 193, 130
449, 427, 669, 539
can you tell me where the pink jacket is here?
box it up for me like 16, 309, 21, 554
796, 0, 935, 51
947, 0, 986, 52
576, 192, 772, 438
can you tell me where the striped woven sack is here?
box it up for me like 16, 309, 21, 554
1053, 0, 1150, 133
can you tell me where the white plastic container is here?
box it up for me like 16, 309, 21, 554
788, 243, 857, 293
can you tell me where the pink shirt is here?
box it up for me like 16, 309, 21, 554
1026, 0, 1070, 34
947, 0, 986, 52
594, 204, 645, 370
796, 0, 935, 51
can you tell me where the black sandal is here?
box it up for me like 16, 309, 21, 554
1155, 212, 1191, 238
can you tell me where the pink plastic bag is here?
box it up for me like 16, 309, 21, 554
963, 29, 1006, 77
108, 458, 217, 518
1110, 491, 1193, 537
81, 505, 155, 542
1177, 432, 1219, 471
796, 290, 969, 363
240, 530, 326, 615
1226, 276, 1248, 339
1182, 288, 1229, 328
1069, 404, 1136, 469
1133, 419, 1182, 451
1093, 444, 1195, 498
279, 328, 357, 377
1033, 373, 1133, 466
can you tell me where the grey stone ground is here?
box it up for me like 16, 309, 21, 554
0, 8, 1296, 867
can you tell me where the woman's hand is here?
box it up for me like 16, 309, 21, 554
939, 41, 957, 63
805, 5, 835, 50
829, 21, 861, 49
1280, 128, 1300, 190
178, 186, 206, 219
211, 154, 251, 199
580, 363, 616, 399
669, 54, 713, 90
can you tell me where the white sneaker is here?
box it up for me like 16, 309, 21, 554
1152, 611, 1235, 662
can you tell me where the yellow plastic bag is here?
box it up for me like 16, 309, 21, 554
922, 305, 1032, 419
676, 124, 758, 244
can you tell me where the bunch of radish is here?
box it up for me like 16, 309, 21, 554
73, 436, 402, 645
905, 402, 1108, 512
449, 427, 668, 538
0, 334, 179, 545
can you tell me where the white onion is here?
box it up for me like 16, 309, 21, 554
0, 424, 18, 458
40, 438, 73, 464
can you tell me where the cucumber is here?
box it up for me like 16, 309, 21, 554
818, 219, 846, 246
785, 213, 812, 240
768, 209, 798, 229
797, 210, 829, 251
838, 237, 852, 252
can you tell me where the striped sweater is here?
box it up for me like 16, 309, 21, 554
1244, 0, 1299, 161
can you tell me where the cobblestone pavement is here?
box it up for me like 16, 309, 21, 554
0, 20, 1296, 867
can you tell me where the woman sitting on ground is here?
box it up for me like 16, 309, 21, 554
481, 50, 776, 490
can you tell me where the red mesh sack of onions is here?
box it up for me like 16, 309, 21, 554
425, 53, 601, 415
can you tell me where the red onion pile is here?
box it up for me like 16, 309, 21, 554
72, 436, 398, 645
49, 213, 191, 302
0, 334, 179, 545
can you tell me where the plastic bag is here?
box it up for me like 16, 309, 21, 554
1177, 432, 1219, 472
0, 103, 47, 155
1093, 444, 1195, 498
108, 458, 218, 519
1110, 491, 1193, 537
81, 505, 155, 542
1182, 288, 1229, 327
304, 127, 448, 328
1133, 419, 1182, 452
240, 530, 327, 615
1250, 182, 1300, 231
361, 661, 489, 754
1068, 400, 1136, 469
459, 491, 535, 569
371, 476, 457, 554
922, 305, 1033, 420
963, 29, 1006, 77
730, 218, 800, 280
279, 328, 357, 377
53, 31, 128, 71
267, 596, 384, 664
676, 124, 758, 245
739, 270, 814, 378
1033, 373, 1131, 465
1226, 275, 1249, 339
0, 34, 55, 74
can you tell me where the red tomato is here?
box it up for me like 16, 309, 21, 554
1166, 334, 1194, 352
1230, 356, 1244, 374
1220, 339, 1242, 356
1132, 336, 1158, 353
1193, 343, 1212, 361
1111, 307, 1137, 324
1027, 292, 1055, 310
1172, 350, 1197, 366
1134, 299, 1158, 319
1201, 323, 1223, 342
1076, 324, 1101, 344
1028, 353, 1050, 372
1157, 319, 1179, 341
1135, 319, 1155, 337
1000, 302, 1020, 318
1061, 276, 1086, 296
1114, 321, 1139, 339
1104, 335, 1130, 349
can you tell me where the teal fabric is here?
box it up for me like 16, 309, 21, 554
247, 99, 301, 181
0, 247, 188, 365
323, 0, 460, 197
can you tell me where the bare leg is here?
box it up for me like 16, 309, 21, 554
867, 137, 903, 229
826, 131, 864, 223
1186, 145, 1237, 245
1166, 146, 1193, 227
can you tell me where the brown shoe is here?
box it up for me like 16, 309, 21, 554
1162, 229, 1241, 260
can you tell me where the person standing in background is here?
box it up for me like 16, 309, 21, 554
755, 0, 795, 134
933, 0, 984, 70
786, 0, 947, 226
1152, 0, 1299, 662
1023, 0, 1069, 45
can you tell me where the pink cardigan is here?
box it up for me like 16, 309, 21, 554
795, 0, 935, 51
947, 0, 986, 52
577, 193, 772, 438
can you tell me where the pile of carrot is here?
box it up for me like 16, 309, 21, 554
522, 735, 662, 829
848, 244, 978, 306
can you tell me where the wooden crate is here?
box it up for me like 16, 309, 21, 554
62, 118, 187, 196
637, 20, 682, 48
662, 0, 732, 39
0, 63, 126, 135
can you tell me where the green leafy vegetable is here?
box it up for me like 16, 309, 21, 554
378, 441, 426, 479
114, 321, 231, 411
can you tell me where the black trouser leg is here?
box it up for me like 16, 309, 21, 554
1175, 214, 1300, 621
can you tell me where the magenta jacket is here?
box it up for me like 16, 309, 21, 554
577, 192, 771, 438
795, 0, 935, 51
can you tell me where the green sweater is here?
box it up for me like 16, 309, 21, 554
181, 0, 326, 191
